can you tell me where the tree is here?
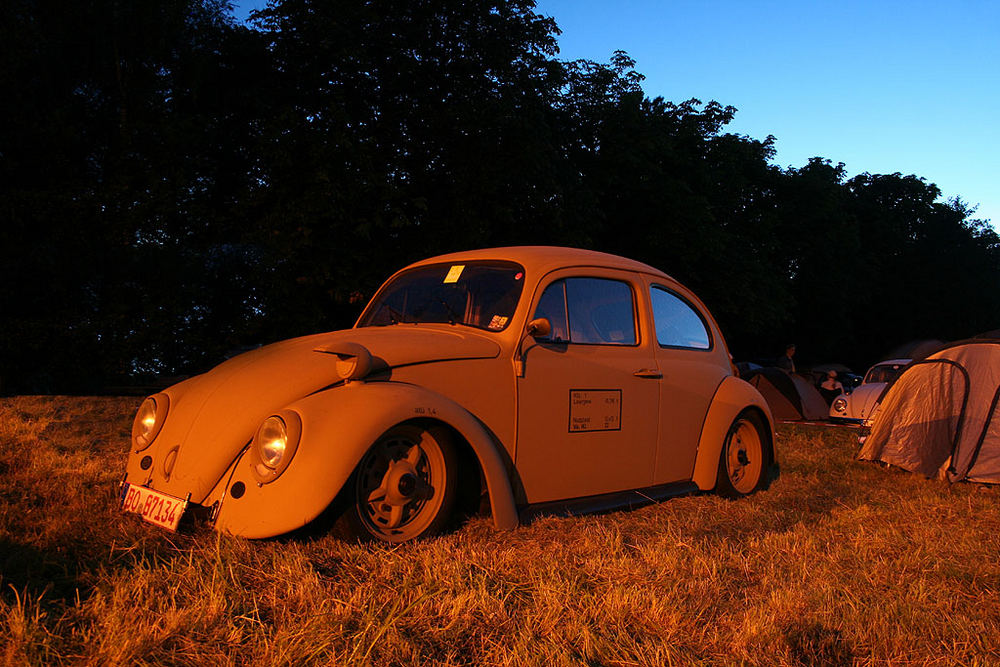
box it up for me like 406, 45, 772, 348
0, 0, 265, 390
242, 0, 579, 342
3, 0, 998, 391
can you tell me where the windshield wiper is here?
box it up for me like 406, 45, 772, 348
372, 303, 406, 325
436, 298, 463, 325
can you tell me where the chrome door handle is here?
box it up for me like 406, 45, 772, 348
633, 369, 663, 379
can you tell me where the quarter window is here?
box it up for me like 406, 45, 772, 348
533, 278, 636, 345
651, 287, 711, 349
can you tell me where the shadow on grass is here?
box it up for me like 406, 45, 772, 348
683, 468, 879, 544
1, 518, 220, 610
785, 620, 854, 667
0, 537, 81, 604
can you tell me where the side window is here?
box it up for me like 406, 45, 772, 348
533, 278, 636, 345
651, 286, 711, 350
533, 280, 569, 342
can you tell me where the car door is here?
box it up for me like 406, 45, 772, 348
515, 269, 660, 504
646, 280, 729, 484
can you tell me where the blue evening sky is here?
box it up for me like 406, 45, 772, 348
233, 0, 999, 228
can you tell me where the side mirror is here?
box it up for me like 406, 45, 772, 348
527, 317, 551, 339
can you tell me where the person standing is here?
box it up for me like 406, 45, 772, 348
776, 344, 796, 372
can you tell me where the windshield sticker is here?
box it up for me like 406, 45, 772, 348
488, 315, 508, 330
443, 265, 465, 284
569, 390, 622, 433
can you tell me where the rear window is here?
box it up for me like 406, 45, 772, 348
650, 286, 711, 350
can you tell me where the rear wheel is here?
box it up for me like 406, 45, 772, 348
715, 412, 770, 498
341, 424, 459, 543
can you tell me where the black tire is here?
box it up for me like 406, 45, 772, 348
715, 411, 771, 498
340, 424, 459, 543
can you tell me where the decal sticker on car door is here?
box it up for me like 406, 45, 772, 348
569, 389, 622, 432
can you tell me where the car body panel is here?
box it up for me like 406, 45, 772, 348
651, 344, 730, 485
388, 357, 518, 464
212, 381, 519, 538
834, 383, 883, 420
125, 328, 502, 504
639, 272, 740, 484
692, 376, 774, 490
515, 331, 661, 503
121, 246, 775, 539
514, 266, 659, 503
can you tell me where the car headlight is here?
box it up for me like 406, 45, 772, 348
258, 416, 287, 468
131, 393, 169, 451
832, 396, 848, 414
251, 410, 302, 483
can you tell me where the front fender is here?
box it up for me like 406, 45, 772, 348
691, 376, 774, 491
214, 381, 519, 538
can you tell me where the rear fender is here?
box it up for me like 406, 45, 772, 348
692, 376, 774, 490
214, 381, 518, 538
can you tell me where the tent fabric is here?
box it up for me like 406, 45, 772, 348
790, 373, 830, 420
972, 393, 1000, 481
746, 368, 828, 421
858, 340, 1000, 483
748, 370, 800, 420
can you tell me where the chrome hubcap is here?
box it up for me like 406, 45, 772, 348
727, 420, 763, 495
361, 440, 436, 531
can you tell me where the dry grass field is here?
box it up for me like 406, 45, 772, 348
2, 396, 999, 666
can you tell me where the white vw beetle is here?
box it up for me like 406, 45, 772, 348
829, 358, 911, 425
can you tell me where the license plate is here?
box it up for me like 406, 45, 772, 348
120, 483, 187, 531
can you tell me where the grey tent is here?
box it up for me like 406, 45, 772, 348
858, 339, 1000, 483
746, 368, 829, 421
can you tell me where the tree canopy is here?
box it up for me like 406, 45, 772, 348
2, 0, 997, 392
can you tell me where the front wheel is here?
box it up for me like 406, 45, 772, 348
715, 412, 771, 498
340, 424, 459, 543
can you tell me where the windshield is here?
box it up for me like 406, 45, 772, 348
864, 363, 908, 384
359, 261, 525, 331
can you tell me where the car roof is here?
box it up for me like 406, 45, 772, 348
872, 358, 912, 367
405, 246, 674, 281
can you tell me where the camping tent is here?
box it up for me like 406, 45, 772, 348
858, 339, 1000, 483
745, 368, 829, 421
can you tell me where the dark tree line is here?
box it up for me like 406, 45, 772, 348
2, 0, 998, 393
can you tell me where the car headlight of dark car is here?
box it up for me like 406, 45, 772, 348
250, 411, 302, 483
131, 394, 169, 451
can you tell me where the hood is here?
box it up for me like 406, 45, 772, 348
850, 382, 888, 419
149, 326, 501, 502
